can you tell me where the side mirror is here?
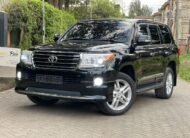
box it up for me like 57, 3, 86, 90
137, 34, 151, 45
54, 34, 61, 42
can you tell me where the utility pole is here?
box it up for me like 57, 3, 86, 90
187, 20, 190, 54
42, 0, 45, 44
169, 0, 172, 28
175, 0, 179, 46
90, 0, 92, 19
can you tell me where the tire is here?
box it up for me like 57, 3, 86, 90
155, 67, 174, 99
27, 95, 59, 105
98, 72, 136, 115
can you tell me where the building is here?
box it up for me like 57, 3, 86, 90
160, 1, 170, 25
0, 0, 9, 10
153, 0, 190, 54
152, 12, 162, 23
134, 16, 152, 20
177, 0, 190, 44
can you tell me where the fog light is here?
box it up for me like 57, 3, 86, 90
93, 77, 103, 86
17, 71, 22, 80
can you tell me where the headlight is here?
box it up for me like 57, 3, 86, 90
79, 53, 115, 68
20, 50, 33, 65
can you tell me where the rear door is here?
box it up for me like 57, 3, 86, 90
148, 24, 164, 82
154, 25, 175, 82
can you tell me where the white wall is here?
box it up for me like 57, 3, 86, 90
0, 47, 21, 67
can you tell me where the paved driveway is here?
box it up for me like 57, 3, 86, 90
0, 79, 190, 138
0, 66, 15, 78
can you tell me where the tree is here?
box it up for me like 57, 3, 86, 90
128, 0, 141, 18
45, 0, 79, 10
69, 2, 89, 20
92, 0, 122, 18
70, 0, 123, 20
46, 0, 123, 19
141, 5, 153, 17
128, 0, 152, 18
4, 0, 76, 49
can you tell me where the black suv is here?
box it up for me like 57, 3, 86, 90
15, 19, 179, 115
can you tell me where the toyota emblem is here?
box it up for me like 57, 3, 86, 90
48, 55, 58, 63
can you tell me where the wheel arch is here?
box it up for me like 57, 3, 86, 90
119, 64, 136, 82
167, 61, 177, 86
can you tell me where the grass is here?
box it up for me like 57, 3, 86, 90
179, 55, 190, 82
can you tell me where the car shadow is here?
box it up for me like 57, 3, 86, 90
17, 100, 101, 116
136, 91, 156, 99
16, 91, 161, 116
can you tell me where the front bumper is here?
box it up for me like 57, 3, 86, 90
16, 88, 106, 101
15, 64, 117, 101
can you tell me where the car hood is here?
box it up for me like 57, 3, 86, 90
31, 41, 130, 53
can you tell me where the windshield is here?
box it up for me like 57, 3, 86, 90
62, 21, 132, 44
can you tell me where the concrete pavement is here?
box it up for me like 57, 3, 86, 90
0, 66, 15, 91
0, 66, 15, 78
0, 79, 190, 138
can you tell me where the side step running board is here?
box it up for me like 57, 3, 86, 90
137, 83, 163, 93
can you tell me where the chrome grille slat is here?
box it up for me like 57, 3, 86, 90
34, 54, 80, 58
33, 50, 80, 70
33, 57, 79, 61
35, 51, 79, 54
36, 65, 76, 69
35, 67, 76, 71
34, 61, 77, 65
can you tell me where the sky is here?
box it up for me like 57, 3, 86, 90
115, 0, 167, 15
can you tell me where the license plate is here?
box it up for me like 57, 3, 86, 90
36, 75, 63, 85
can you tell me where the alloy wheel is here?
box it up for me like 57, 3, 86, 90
106, 79, 132, 111
166, 72, 173, 95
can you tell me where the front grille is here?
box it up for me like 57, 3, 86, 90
33, 50, 80, 70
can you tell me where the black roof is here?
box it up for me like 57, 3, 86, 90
80, 19, 167, 26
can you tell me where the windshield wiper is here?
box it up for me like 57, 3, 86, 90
64, 38, 89, 41
63, 38, 122, 43
97, 39, 121, 43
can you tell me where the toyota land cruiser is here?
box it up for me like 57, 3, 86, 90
15, 19, 179, 115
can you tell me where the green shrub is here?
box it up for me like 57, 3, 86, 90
4, 0, 76, 49
179, 55, 190, 82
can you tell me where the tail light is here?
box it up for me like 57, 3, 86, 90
177, 48, 180, 56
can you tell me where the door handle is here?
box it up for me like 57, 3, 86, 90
164, 51, 169, 55
150, 53, 155, 56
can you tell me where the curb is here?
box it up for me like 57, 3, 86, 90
0, 77, 15, 92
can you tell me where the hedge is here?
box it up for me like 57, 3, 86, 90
3, 0, 76, 49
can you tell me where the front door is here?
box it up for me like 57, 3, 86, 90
135, 24, 162, 86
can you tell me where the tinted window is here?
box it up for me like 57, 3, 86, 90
62, 21, 132, 44
149, 25, 161, 44
137, 24, 151, 45
159, 25, 172, 44
138, 24, 148, 35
